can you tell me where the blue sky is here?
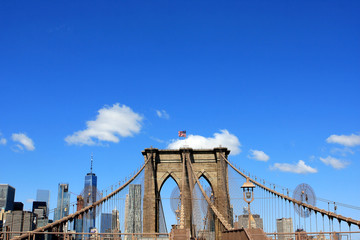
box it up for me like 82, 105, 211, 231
0, 0, 359, 227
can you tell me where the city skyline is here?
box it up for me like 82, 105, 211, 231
0, 0, 359, 229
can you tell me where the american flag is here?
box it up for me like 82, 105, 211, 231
178, 130, 186, 138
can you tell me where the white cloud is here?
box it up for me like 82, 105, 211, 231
0, 132, 6, 145
156, 110, 170, 119
326, 133, 360, 147
65, 103, 143, 145
319, 156, 349, 169
271, 160, 317, 174
26, 199, 35, 203
248, 149, 269, 161
11, 133, 35, 151
167, 129, 241, 155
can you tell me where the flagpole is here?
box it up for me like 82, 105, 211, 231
178, 130, 187, 148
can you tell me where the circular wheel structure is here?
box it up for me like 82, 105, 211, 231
170, 187, 181, 215
293, 183, 316, 218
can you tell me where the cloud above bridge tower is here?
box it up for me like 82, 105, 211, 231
167, 129, 241, 155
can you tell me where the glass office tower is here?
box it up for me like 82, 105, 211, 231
54, 183, 70, 221
100, 213, 112, 233
84, 172, 97, 232
36, 189, 50, 217
81, 154, 98, 232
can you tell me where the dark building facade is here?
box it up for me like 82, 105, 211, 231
74, 195, 84, 240
13, 202, 24, 211
3, 211, 36, 238
36, 219, 53, 240
33, 201, 47, 219
0, 184, 15, 211
101, 213, 112, 233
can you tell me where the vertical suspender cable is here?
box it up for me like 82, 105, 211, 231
339, 220, 341, 232
260, 189, 265, 229
82, 213, 84, 240
273, 192, 275, 232
268, 190, 270, 233
310, 209, 312, 233
349, 223, 351, 240
303, 206, 306, 231
282, 197, 284, 218
275, 196, 280, 222
294, 203, 296, 231
298, 204, 300, 230
289, 199, 292, 228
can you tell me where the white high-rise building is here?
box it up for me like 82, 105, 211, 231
125, 184, 141, 240
277, 218, 294, 240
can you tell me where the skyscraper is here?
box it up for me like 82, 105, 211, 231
0, 184, 15, 211
124, 194, 129, 231
125, 184, 141, 238
36, 189, 50, 217
234, 207, 264, 229
74, 195, 84, 240
111, 208, 121, 240
54, 183, 70, 221
83, 154, 98, 232
112, 208, 120, 233
32, 201, 47, 219
4, 211, 36, 238
277, 218, 294, 240
101, 213, 112, 233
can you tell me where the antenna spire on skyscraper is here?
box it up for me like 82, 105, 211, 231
90, 153, 93, 174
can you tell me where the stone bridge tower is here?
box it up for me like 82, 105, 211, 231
142, 147, 232, 239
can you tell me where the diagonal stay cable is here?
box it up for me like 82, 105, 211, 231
185, 152, 233, 231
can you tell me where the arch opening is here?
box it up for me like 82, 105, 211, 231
192, 175, 215, 239
159, 175, 181, 233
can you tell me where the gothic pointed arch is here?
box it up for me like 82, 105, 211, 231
158, 171, 181, 192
